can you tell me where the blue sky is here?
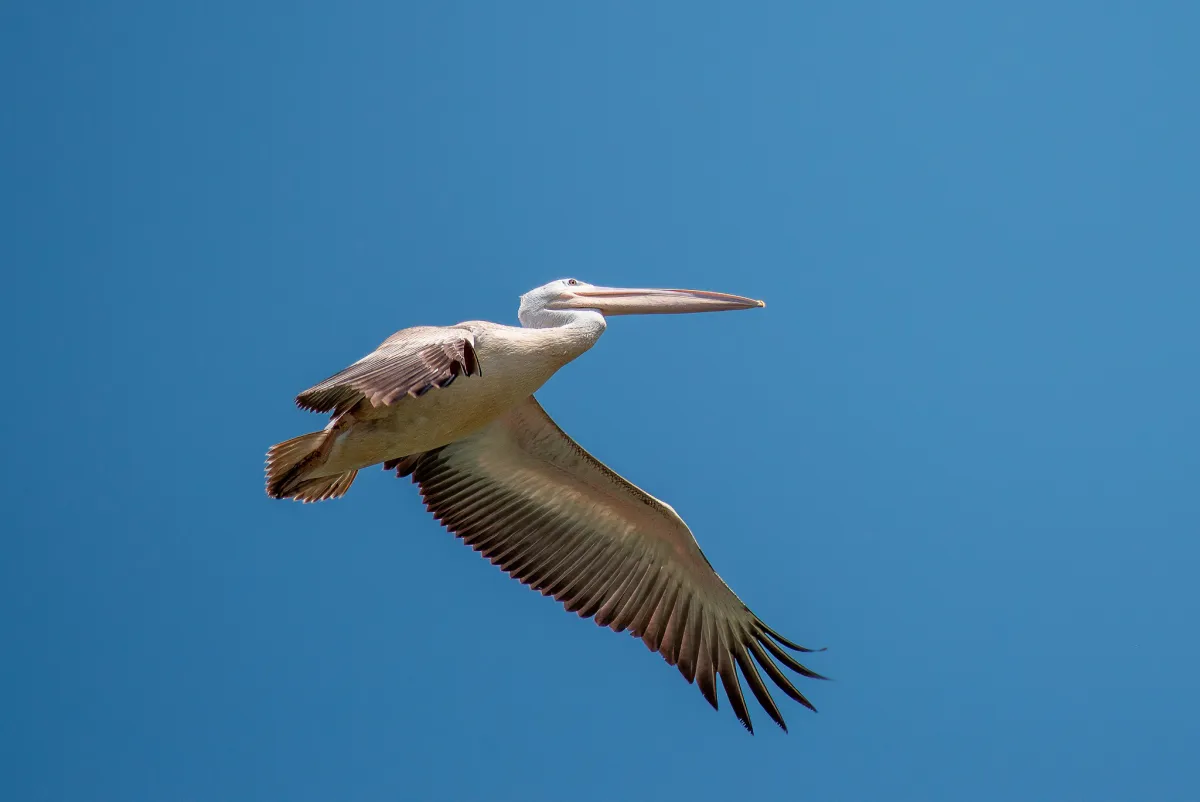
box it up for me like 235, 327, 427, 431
4, 1, 1198, 799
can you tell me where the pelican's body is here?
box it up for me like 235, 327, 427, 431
305, 318, 602, 479
266, 279, 825, 733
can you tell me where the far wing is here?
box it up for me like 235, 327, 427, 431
296, 326, 480, 415
396, 395, 824, 733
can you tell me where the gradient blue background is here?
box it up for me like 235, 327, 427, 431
4, 2, 1198, 799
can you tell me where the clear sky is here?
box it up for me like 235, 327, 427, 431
4, 1, 1198, 799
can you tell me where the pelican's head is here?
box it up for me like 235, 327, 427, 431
519, 278, 764, 327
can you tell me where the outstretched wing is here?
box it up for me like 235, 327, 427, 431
296, 326, 480, 415
396, 395, 824, 733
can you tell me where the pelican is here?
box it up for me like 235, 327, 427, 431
266, 279, 824, 732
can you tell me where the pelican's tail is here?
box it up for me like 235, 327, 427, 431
265, 431, 358, 502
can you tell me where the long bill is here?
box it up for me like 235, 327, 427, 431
549, 286, 765, 316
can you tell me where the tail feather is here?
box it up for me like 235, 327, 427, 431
265, 431, 357, 502
279, 469, 359, 502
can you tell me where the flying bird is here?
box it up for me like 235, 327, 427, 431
266, 279, 825, 732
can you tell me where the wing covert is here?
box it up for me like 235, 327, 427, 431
296, 326, 480, 414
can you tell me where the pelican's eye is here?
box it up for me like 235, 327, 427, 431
566, 279, 578, 286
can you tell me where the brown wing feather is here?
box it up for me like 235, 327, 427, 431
400, 395, 824, 733
296, 326, 480, 414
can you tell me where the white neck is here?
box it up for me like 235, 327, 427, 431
517, 307, 608, 362
518, 306, 607, 332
